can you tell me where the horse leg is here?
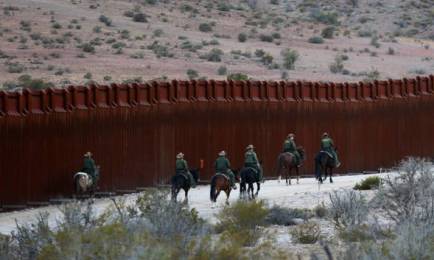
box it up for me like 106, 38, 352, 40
329, 168, 333, 183
249, 183, 254, 199
184, 188, 189, 202
288, 168, 292, 185
225, 189, 230, 205
255, 182, 260, 196
296, 167, 299, 184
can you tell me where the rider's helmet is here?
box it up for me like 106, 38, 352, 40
322, 132, 329, 137
84, 151, 92, 157
176, 152, 184, 159
219, 150, 226, 156
246, 144, 254, 150
287, 133, 295, 139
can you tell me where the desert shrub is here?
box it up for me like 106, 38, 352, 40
281, 71, 288, 80
80, 43, 95, 53
133, 13, 147, 23
199, 23, 212, 32
7, 63, 25, 73
130, 52, 144, 59
92, 26, 101, 33
124, 10, 134, 17
16, 75, 54, 90
147, 41, 174, 58
99, 15, 112, 26
153, 29, 163, 37
358, 30, 373, 37
329, 54, 344, 73
374, 157, 434, 224
238, 33, 247, 42
259, 34, 273, 42
362, 68, 380, 81
291, 222, 320, 244
261, 53, 273, 65
310, 10, 339, 25
255, 49, 265, 57
370, 35, 381, 48
186, 69, 199, 79
84, 72, 92, 79
272, 32, 281, 39
217, 3, 231, 11
387, 47, 395, 55
308, 36, 324, 44
321, 26, 335, 39
281, 48, 299, 70
103, 76, 112, 81
314, 203, 328, 218
217, 66, 227, 75
216, 200, 268, 246
354, 176, 381, 190
200, 48, 223, 62
227, 73, 249, 81
265, 206, 312, 226
329, 190, 368, 229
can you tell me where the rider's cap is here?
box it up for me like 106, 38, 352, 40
176, 152, 184, 159
219, 150, 226, 156
84, 151, 92, 157
246, 144, 254, 150
287, 133, 295, 138
322, 132, 329, 137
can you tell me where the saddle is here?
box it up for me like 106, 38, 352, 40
74, 172, 89, 179
215, 172, 229, 181
319, 150, 334, 158
177, 171, 189, 181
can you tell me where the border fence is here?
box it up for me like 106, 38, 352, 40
1, 75, 434, 206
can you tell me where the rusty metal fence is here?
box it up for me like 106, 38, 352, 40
1, 75, 434, 206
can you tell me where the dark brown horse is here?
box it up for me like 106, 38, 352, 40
315, 149, 337, 183
210, 173, 232, 205
276, 147, 305, 185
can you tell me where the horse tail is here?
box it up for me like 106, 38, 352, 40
314, 153, 321, 179
210, 175, 217, 202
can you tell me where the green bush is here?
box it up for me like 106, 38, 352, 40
201, 48, 223, 62
321, 26, 335, 39
84, 72, 92, 79
217, 66, 227, 75
81, 43, 95, 53
308, 36, 324, 44
291, 222, 320, 244
281, 48, 299, 70
227, 73, 249, 81
238, 33, 247, 42
133, 13, 147, 23
259, 34, 273, 42
199, 23, 212, 32
99, 15, 112, 26
186, 69, 199, 79
354, 176, 381, 190
7, 63, 25, 73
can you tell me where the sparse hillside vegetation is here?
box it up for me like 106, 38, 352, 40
0, 0, 433, 89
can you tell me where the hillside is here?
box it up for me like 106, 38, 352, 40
0, 0, 433, 90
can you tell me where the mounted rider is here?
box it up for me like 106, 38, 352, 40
244, 144, 263, 181
215, 150, 237, 190
81, 151, 98, 187
320, 133, 340, 167
283, 133, 302, 167
176, 152, 196, 188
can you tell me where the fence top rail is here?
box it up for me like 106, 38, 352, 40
0, 75, 433, 117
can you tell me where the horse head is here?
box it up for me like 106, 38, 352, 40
297, 146, 306, 161
190, 168, 200, 183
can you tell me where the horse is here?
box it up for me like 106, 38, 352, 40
171, 169, 199, 202
239, 166, 261, 199
73, 166, 100, 195
276, 147, 305, 185
210, 170, 238, 205
315, 149, 337, 183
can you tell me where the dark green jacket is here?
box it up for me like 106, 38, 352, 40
215, 156, 230, 173
245, 151, 259, 165
283, 138, 296, 152
82, 157, 96, 174
321, 137, 334, 150
176, 159, 189, 172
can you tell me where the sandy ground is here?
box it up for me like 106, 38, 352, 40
0, 172, 388, 235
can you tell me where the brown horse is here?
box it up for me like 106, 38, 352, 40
276, 147, 305, 185
210, 173, 232, 205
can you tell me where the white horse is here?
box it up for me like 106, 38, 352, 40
73, 167, 99, 195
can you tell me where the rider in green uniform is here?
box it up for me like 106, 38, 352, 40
321, 133, 340, 167
244, 144, 263, 181
215, 151, 236, 189
283, 133, 302, 167
82, 151, 97, 186
176, 152, 196, 188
